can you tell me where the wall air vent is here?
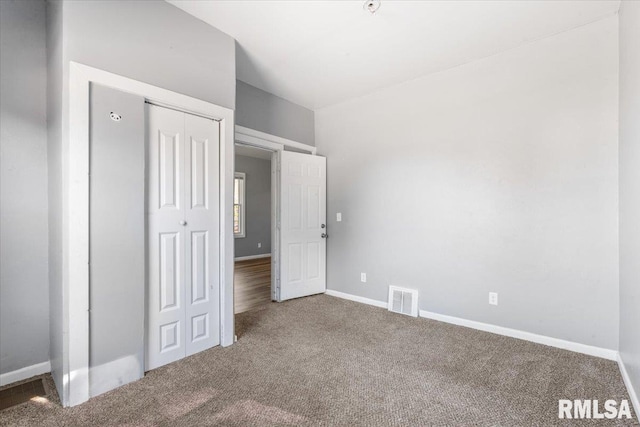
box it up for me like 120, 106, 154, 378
388, 286, 418, 317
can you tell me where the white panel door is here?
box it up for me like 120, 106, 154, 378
279, 151, 327, 301
147, 105, 186, 370
184, 113, 220, 356
146, 105, 220, 371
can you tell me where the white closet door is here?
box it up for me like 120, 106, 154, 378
146, 105, 220, 371
279, 151, 327, 301
147, 105, 186, 370
184, 113, 220, 356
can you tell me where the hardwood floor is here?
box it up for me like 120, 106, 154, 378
234, 257, 272, 314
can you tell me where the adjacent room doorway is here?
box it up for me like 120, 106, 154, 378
234, 144, 275, 313
233, 127, 328, 316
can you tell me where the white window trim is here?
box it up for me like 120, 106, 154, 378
234, 172, 246, 238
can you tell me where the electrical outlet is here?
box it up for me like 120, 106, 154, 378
257, 242, 262, 248
337, 212, 342, 222
489, 292, 498, 306
360, 272, 367, 283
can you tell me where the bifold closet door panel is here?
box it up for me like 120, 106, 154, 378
184, 113, 220, 356
146, 105, 187, 370
89, 84, 145, 397
146, 105, 221, 370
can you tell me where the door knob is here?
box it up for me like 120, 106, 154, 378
180, 220, 187, 226
321, 233, 328, 238
321, 224, 326, 229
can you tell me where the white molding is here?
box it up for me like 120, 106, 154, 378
324, 289, 617, 361
325, 289, 388, 309
235, 125, 316, 154
68, 62, 235, 406
235, 133, 284, 152
419, 309, 618, 361
233, 172, 246, 238
618, 353, 640, 418
235, 254, 272, 261
220, 111, 236, 349
271, 151, 280, 302
0, 361, 51, 387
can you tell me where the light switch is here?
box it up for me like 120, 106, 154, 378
337, 212, 342, 222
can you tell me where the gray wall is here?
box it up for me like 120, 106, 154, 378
46, 0, 64, 394
236, 80, 315, 146
45, 0, 237, 400
315, 16, 619, 350
0, 0, 50, 376
235, 155, 272, 258
619, 0, 640, 408
65, 0, 236, 109
89, 84, 145, 397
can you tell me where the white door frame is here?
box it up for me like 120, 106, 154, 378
235, 126, 316, 155
66, 62, 234, 407
233, 126, 315, 302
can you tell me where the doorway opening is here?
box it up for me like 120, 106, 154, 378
231, 126, 327, 337
234, 143, 277, 314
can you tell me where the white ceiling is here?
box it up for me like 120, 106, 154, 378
170, 0, 620, 110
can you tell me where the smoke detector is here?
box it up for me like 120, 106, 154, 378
364, 0, 381, 14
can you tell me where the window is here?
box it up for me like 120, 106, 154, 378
234, 172, 246, 238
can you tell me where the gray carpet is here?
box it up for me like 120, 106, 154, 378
0, 295, 636, 426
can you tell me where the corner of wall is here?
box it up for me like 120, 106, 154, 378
618, 0, 640, 416
45, 0, 65, 402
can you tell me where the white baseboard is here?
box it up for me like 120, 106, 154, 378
618, 353, 640, 418
324, 289, 617, 361
419, 309, 618, 361
0, 361, 51, 386
235, 254, 271, 261
325, 289, 388, 309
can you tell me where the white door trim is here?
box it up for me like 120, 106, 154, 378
272, 150, 281, 300
67, 62, 234, 407
235, 125, 316, 155
233, 172, 247, 238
